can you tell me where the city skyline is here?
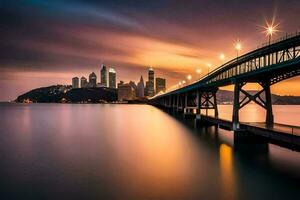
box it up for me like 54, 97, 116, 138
1, 0, 300, 101
70, 65, 166, 100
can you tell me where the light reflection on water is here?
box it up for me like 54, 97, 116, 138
0, 103, 299, 199
206, 104, 300, 126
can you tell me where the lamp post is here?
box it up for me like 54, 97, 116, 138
207, 63, 212, 75
187, 75, 192, 84
178, 81, 182, 88
219, 53, 225, 61
264, 20, 279, 45
196, 68, 202, 79
234, 40, 242, 60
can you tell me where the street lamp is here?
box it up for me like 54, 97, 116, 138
264, 20, 279, 45
182, 80, 186, 85
219, 53, 225, 61
196, 68, 202, 79
187, 75, 192, 84
206, 63, 212, 75
234, 40, 242, 59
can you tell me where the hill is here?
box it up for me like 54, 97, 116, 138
16, 85, 117, 103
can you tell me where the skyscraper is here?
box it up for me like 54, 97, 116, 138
155, 77, 166, 94
108, 67, 116, 88
101, 64, 108, 87
147, 67, 155, 97
89, 72, 97, 87
80, 76, 87, 88
72, 77, 79, 88
137, 76, 145, 98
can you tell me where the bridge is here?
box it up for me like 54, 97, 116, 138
149, 32, 300, 150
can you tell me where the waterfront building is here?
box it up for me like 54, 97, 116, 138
155, 77, 166, 94
89, 72, 97, 87
80, 76, 88, 88
129, 81, 137, 95
72, 77, 79, 89
147, 67, 155, 97
109, 67, 116, 88
118, 81, 124, 88
100, 64, 108, 87
96, 83, 106, 88
137, 76, 145, 98
118, 83, 135, 101
145, 81, 149, 96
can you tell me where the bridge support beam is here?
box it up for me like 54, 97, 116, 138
196, 90, 201, 120
232, 81, 274, 131
183, 93, 188, 114
264, 82, 274, 127
176, 94, 179, 111
201, 89, 218, 117
233, 83, 240, 131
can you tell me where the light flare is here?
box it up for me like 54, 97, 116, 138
263, 19, 280, 37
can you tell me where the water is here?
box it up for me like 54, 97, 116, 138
0, 103, 299, 200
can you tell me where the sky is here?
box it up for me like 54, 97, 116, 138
1, 0, 300, 101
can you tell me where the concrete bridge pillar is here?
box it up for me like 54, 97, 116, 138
213, 91, 218, 117
184, 93, 188, 114
196, 90, 201, 120
232, 82, 240, 131
176, 95, 179, 111
264, 82, 274, 127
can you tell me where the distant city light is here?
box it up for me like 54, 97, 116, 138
187, 75, 192, 80
182, 80, 186, 84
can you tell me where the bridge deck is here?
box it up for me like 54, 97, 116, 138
200, 115, 300, 149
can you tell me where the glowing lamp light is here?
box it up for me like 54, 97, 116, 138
187, 75, 192, 80
182, 80, 186, 84
219, 53, 225, 60
234, 41, 242, 51
196, 69, 202, 74
264, 20, 279, 37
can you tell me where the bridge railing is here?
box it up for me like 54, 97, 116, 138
258, 31, 300, 49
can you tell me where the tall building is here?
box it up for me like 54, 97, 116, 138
100, 64, 108, 87
89, 72, 97, 87
137, 76, 145, 98
155, 77, 166, 94
147, 67, 155, 97
109, 67, 116, 88
118, 83, 135, 101
72, 77, 79, 88
80, 76, 88, 88
145, 81, 149, 96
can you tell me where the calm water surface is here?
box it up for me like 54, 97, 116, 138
0, 103, 300, 200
